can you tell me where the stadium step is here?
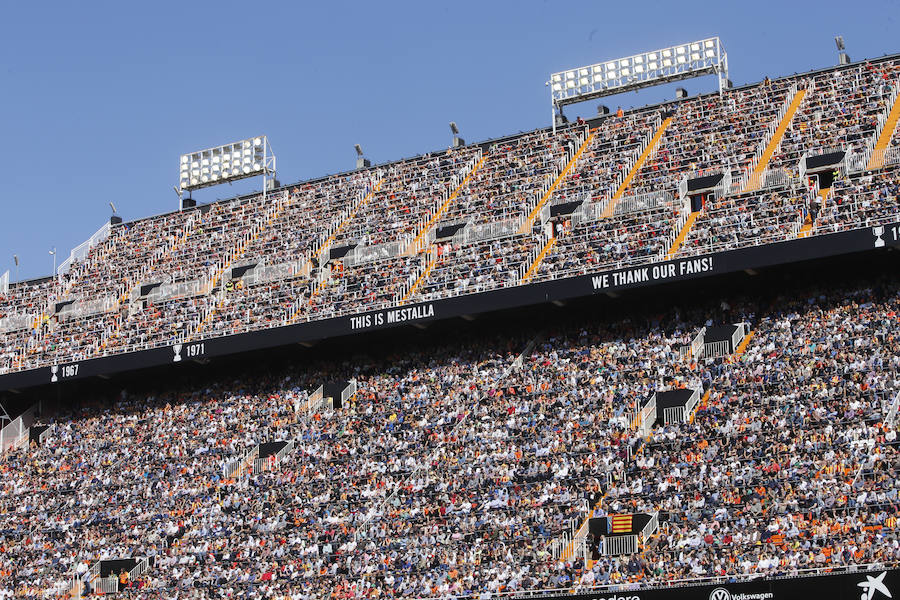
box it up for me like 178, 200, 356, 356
665, 210, 699, 259
798, 188, 830, 238
400, 251, 438, 302
518, 129, 598, 234
601, 116, 673, 218
689, 389, 711, 423
733, 330, 755, 357
408, 155, 486, 254
520, 237, 556, 283
867, 89, 900, 170
314, 179, 386, 262
742, 87, 808, 193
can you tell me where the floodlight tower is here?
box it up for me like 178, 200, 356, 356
548, 37, 730, 132
355, 144, 371, 170
449, 122, 465, 148
835, 36, 850, 65
176, 135, 276, 210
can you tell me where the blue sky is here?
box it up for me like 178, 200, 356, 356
0, 0, 896, 280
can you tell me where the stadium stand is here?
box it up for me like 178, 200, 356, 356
1, 56, 899, 376
1, 261, 899, 599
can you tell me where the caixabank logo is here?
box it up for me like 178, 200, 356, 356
857, 571, 892, 600
708, 589, 773, 600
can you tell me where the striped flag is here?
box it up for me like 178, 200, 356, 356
610, 514, 633, 534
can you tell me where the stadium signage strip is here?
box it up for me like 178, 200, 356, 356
1, 222, 897, 392
538, 567, 897, 600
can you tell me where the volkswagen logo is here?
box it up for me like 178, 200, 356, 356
709, 589, 732, 600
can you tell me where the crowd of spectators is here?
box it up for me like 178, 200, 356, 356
628, 79, 793, 195
534, 202, 682, 281
769, 60, 900, 174
1, 59, 899, 375
679, 189, 804, 256
1, 268, 897, 599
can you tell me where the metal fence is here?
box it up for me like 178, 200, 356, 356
222, 445, 259, 479
241, 259, 309, 286
704, 340, 731, 358
57, 296, 116, 321
636, 394, 657, 438
57, 221, 112, 277
128, 557, 150, 582
90, 575, 119, 594
886, 390, 900, 428
345, 237, 411, 267
0, 405, 35, 454
341, 380, 358, 405
451, 217, 524, 245
569, 196, 614, 227
613, 190, 673, 215
0, 312, 33, 333
678, 327, 706, 360
601, 534, 638, 556
305, 385, 325, 415
252, 440, 295, 474
661, 386, 701, 424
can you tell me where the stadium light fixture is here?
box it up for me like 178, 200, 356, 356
355, 144, 370, 170
177, 135, 276, 209
835, 35, 850, 65
548, 37, 729, 131
449, 122, 465, 148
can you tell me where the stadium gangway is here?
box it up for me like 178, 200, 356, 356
740, 82, 802, 193
517, 126, 591, 235
661, 201, 692, 259
704, 322, 750, 358
406, 151, 484, 256
865, 78, 900, 171
310, 177, 385, 262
